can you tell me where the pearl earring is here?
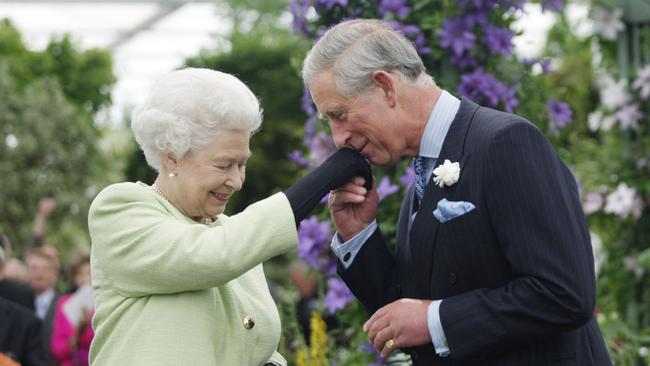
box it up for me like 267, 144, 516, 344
168, 172, 177, 178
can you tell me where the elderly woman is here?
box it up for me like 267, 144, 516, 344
88, 68, 370, 365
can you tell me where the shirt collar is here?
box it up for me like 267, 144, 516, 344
418, 90, 461, 159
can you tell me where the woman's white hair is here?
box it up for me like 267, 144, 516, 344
131, 68, 262, 172
302, 19, 432, 96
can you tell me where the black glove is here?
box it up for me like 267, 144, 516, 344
284, 148, 372, 225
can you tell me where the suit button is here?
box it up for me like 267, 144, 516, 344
448, 273, 458, 285
243, 315, 255, 329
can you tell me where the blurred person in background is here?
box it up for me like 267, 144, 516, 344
0, 233, 35, 310
0, 246, 49, 366
4, 258, 29, 283
26, 249, 59, 365
88, 67, 371, 366
51, 250, 93, 366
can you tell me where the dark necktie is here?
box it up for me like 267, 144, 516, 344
414, 155, 428, 204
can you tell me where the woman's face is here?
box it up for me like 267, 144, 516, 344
170, 128, 251, 220
73, 262, 91, 288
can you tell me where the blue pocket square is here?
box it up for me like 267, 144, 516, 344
433, 198, 476, 223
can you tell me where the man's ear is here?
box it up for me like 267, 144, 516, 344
371, 70, 397, 107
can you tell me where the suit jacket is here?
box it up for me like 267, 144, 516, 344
42, 292, 59, 366
88, 182, 297, 365
0, 297, 49, 366
0, 278, 35, 311
339, 99, 612, 365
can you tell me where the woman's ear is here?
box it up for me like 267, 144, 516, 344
371, 70, 397, 107
163, 153, 179, 175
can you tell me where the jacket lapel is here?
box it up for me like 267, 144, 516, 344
408, 98, 479, 297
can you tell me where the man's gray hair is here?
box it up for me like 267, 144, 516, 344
131, 68, 262, 173
302, 19, 432, 96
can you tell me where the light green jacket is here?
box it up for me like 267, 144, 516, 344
88, 182, 297, 365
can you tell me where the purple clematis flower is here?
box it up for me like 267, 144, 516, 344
289, 0, 311, 36
315, 0, 348, 10
547, 99, 573, 131
399, 166, 415, 187
288, 150, 313, 170
323, 278, 354, 314
438, 17, 476, 57
458, 69, 518, 111
377, 176, 400, 201
483, 25, 514, 57
297, 216, 332, 270
308, 132, 337, 166
380, 0, 411, 18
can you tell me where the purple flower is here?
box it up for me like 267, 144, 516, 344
315, 0, 348, 9
289, 150, 313, 169
301, 87, 317, 144
547, 99, 573, 131
297, 216, 332, 270
289, 0, 311, 36
323, 278, 354, 313
380, 0, 411, 18
541, 0, 564, 12
458, 69, 510, 109
377, 176, 400, 201
438, 17, 476, 57
463, 11, 489, 28
483, 26, 514, 57
501, 85, 519, 112
450, 53, 478, 69
540, 59, 552, 74
399, 166, 415, 187
308, 132, 337, 165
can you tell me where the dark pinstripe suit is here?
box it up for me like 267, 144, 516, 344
339, 99, 612, 365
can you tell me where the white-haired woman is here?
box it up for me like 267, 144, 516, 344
88, 68, 371, 365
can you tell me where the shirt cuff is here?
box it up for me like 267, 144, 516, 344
427, 300, 450, 357
330, 220, 377, 269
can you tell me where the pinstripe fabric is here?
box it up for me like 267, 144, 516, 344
339, 98, 612, 366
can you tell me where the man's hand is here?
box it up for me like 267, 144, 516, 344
363, 298, 432, 358
328, 176, 379, 241
37, 197, 57, 218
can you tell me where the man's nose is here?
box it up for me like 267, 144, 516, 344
330, 122, 350, 148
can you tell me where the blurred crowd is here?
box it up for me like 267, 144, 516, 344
0, 197, 94, 366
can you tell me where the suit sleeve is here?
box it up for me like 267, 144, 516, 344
22, 316, 49, 366
440, 121, 596, 359
337, 228, 400, 314
89, 185, 297, 297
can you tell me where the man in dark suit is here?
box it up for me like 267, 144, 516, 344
25, 249, 59, 365
0, 297, 49, 366
302, 19, 612, 365
0, 242, 36, 311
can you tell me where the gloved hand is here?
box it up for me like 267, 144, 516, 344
284, 148, 373, 225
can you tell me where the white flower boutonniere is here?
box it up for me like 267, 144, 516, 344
433, 159, 460, 188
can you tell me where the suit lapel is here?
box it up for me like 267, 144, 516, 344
408, 98, 479, 297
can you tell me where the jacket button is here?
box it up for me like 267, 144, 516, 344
243, 315, 255, 329
448, 273, 458, 285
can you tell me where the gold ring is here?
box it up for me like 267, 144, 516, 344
385, 339, 395, 350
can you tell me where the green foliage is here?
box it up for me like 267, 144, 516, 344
0, 20, 115, 255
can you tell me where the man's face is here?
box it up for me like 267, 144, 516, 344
26, 255, 58, 294
309, 70, 407, 166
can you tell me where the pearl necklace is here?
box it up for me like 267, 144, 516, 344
151, 183, 213, 225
